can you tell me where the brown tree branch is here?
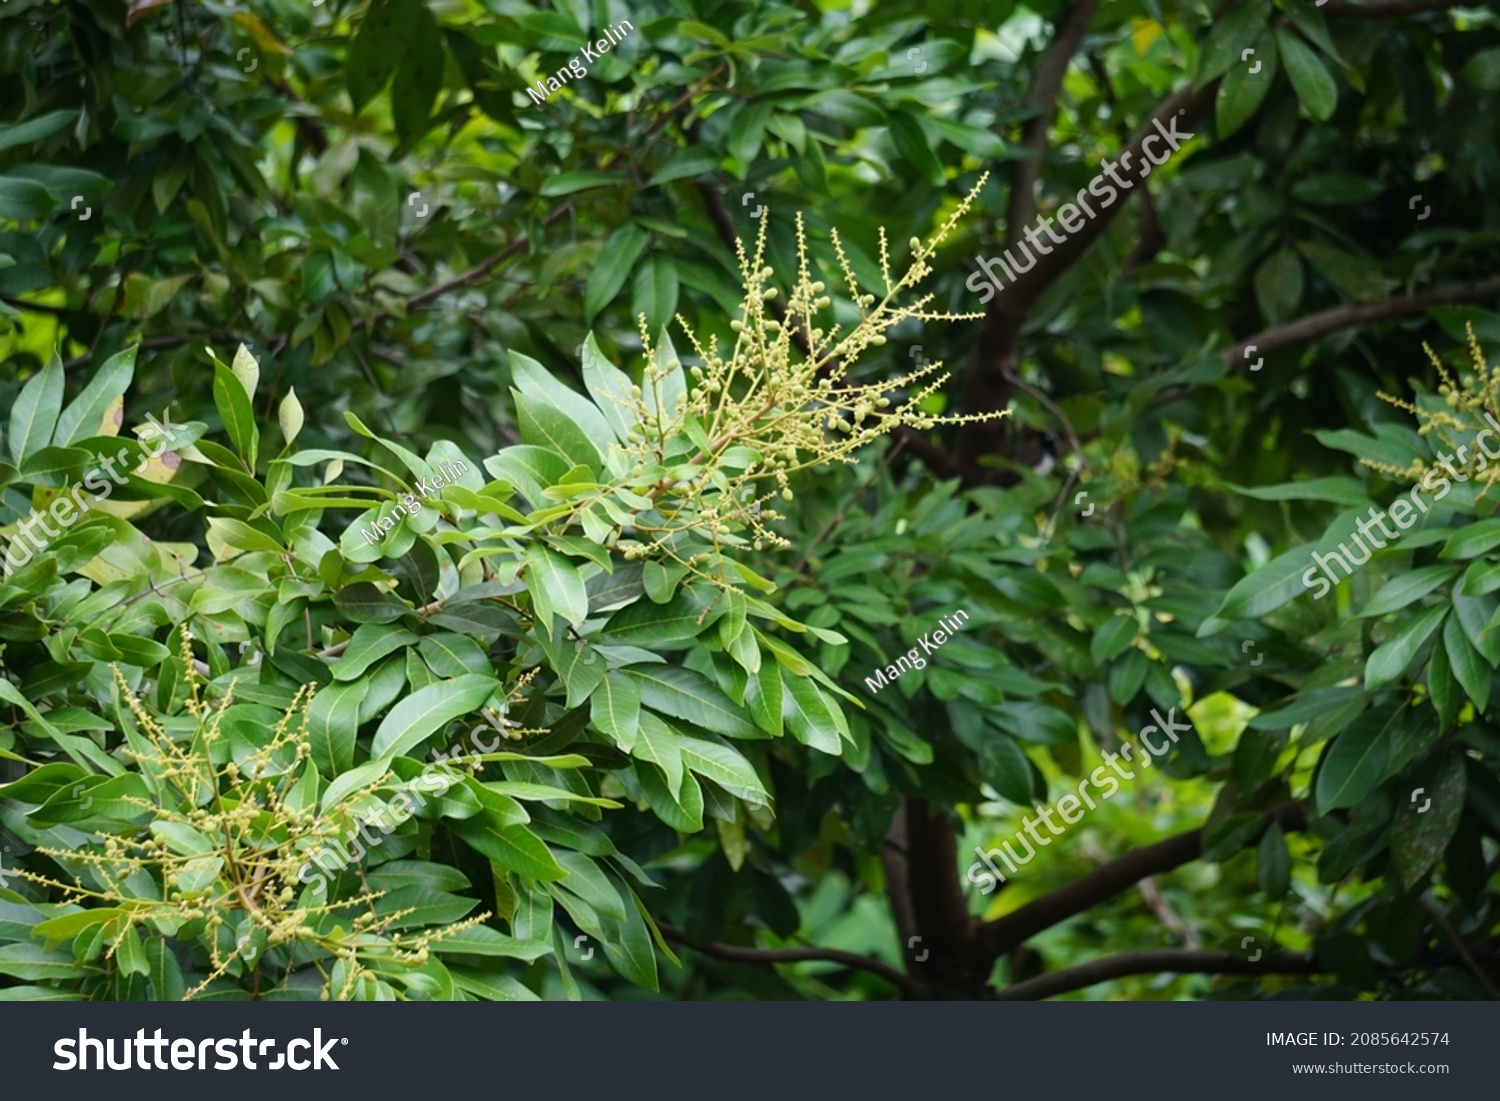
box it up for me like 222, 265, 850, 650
903, 799, 989, 996
961, 78, 1219, 479
1220, 275, 1500, 367
981, 802, 1307, 959
64, 331, 253, 372
1021, 79, 1219, 303
354, 202, 576, 334
1419, 896, 1500, 999
1008, 0, 1102, 243
657, 922, 922, 996
995, 948, 1319, 1000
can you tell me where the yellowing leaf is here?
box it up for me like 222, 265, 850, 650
1132, 18, 1164, 55
96, 395, 124, 438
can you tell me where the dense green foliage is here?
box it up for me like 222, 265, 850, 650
3, 0, 1500, 1001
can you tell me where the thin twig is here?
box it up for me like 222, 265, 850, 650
657, 922, 921, 996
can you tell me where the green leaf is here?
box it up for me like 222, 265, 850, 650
307, 680, 369, 777
1361, 565, 1457, 617
511, 352, 617, 452
392, 4, 444, 144
1365, 605, 1446, 691
1460, 559, 1500, 597
1090, 615, 1138, 664
581, 334, 637, 443
212, 360, 258, 470
54, 346, 136, 446
0, 109, 79, 154
449, 819, 566, 879
540, 171, 630, 198
372, 886, 476, 930
0, 175, 55, 220
1195, 0, 1271, 87
230, 343, 260, 401
632, 710, 685, 796
525, 544, 588, 632
1233, 728, 1287, 788
603, 888, 660, 992
603, 585, 721, 645
9, 354, 64, 464
334, 624, 419, 682
782, 675, 847, 754
1296, 242, 1395, 301
639, 764, 703, 831
677, 737, 769, 806
747, 658, 782, 737
279, 387, 304, 447
0, 943, 93, 982
644, 146, 720, 186
979, 731, 1036, 804
627, 666, 761, 738
207, 517, 286, 557
417, 633, 492, 678
145, 937, 185, 1001
1213, 542, 1320, 622
1314, 707, 1395, 812
728, 101, 772, 164
371, 674, 500, 763
1284, 0, 1347, 70
1451, 587, 1500, 666
30, 908, 128, 952
585, 223, 650, 321
631, 253, 679, 338
888, 113, 944, 189
1461, 46, 1500, 90
992, 701, 1078, 746
482, 781, 619, 808
1258, 821, 1291, 898
347, 0, 401, 111
1275, 29, 1338, 122
485, 445, 571, 507
116, 924, 148, 977
429, 924, 551, 960
551, 852, 626, 924
28, 773, 151, 825
1254, 246, 1304, 323
1440, 519, 1500, 560
591, 670, 642, 751
514, 389, 601, 472
1215, 32, 1278, 138
1311, 428, 1422, 469
1427, 630, 1460, 730
1443, 612, 1490, 713
1391, 749, 1465, 889
333, 582, 411, 625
